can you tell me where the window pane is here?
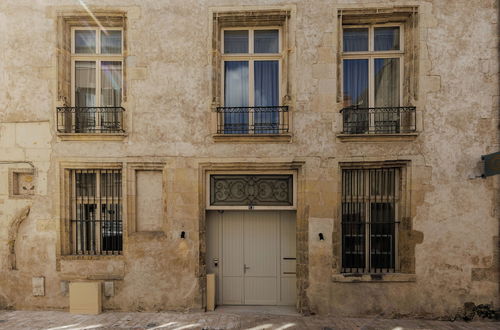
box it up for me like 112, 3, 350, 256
254, 61, 279, 133
374, 27, 400, 51
224, 30, 248, 53
100, 170, 121, 197
75, 61, 96, 107
370, 168, 395, 196
343, 28, 368, 52
75, 30, 96, 54
101, 61, 122, 107
374, 58, 400, 107
343, 59, 368, 107
101, 30, 122, 54
75, 171, 96, 197
254, 61, 279, 107
370, 203, 395, 270
254, 30, 279, 53
75, 61, 96, 132
224, 61, 249, 133
342, 195, 366, 271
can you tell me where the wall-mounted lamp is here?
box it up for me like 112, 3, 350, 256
318, 233, 324, 241
180, 231, 186, 239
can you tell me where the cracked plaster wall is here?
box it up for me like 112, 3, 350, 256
0, 0, 498, 317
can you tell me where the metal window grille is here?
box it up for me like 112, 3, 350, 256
341, 167, 400, 273
70, 169, 122, 255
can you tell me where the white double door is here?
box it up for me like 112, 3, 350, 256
206, 210, 296, 306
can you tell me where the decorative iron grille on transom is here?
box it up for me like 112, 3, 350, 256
210, 175, 293, 206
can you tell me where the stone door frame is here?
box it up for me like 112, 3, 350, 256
198, 161, 309, 313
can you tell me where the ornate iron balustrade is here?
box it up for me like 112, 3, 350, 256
216, 106, 289, 134
340, 106, 416, 134
57, 107, 125, 133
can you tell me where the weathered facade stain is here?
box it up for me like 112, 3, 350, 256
0, 0, 498, 318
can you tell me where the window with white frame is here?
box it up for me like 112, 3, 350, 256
220, 28, 285, 134
69, 169, 122, 255
341, 166, 400, 273
341, 24, 410, 134
70, 27, 123, 132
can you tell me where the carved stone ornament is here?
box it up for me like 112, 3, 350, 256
210, 175, 293, 206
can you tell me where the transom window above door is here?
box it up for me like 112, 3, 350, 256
217, 28, 289, 135
57, 27, 125, 134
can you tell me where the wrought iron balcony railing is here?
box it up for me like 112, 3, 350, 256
57, 107, 125, 133
216, 106, 289, 135
340, 106, 416, 135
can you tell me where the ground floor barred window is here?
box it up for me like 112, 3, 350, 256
341, 167, 400, 273
70, 169, 122, 255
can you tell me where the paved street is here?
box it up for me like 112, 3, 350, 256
0, 307, 498, 330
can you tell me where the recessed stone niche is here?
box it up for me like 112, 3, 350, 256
9, 169, 35, 198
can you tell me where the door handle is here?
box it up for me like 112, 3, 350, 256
244, 264, 250, 273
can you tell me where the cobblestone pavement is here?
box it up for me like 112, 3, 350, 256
0, 308, 498, 330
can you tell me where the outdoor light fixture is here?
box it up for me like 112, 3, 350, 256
180, 231, 186, 239
319, 233, 324, 241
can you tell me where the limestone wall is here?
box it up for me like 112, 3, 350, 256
0, 0, 498, 318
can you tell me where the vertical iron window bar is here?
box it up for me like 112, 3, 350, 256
342, 167, 399, 273
71, 169, 122, 255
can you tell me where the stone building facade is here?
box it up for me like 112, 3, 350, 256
0, 0, 498, 318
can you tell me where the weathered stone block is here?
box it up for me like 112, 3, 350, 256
32, 277, 45, 296
15, 122, 51, 149
104, 281, 114, 297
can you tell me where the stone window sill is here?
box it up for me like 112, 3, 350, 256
332, 273, 416, 283
57, 133, 128, 141
336, 133, 419, 142
213, 133, 292, 143
60, 255, 124, 261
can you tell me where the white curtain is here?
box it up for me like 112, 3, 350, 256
75, 61, 96, 107
75, 61, 96, 132
101, 61, 122, 130
374, 58, 400, 132
374, 58, 400, 107
224, 61, 248, 133
254, 60, 279, 133
101, 61, 122, 107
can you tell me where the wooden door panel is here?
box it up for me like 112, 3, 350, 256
243, 211, 278, 277
222, 211, 244, 304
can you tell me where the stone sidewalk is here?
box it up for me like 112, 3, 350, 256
0, 308, 498, 330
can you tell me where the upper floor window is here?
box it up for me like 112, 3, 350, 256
341, 23, 415, 134
72, 27, 123, 107
342, 24, 402, 108
217, 28, 288, 135
57, 27, 125, 134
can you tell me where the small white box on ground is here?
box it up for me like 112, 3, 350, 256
32, 277, 45, 296
69, 281, 102, 315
